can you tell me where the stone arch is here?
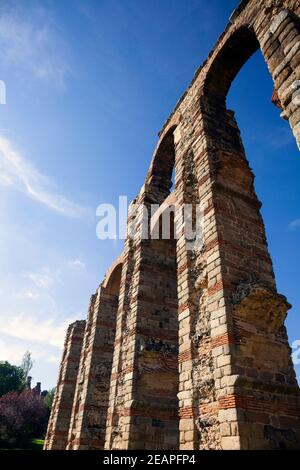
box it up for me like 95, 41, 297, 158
203, 26, 260, 102
145, 125, 177, 201
202, 8, 300, 147
198, 8, 300, 293
102, 254, 124, 294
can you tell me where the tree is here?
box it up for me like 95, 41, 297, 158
20, 351, 33, 384
43, 388, 55, 414
0, 389, 48, 447
0, 362, 25, 397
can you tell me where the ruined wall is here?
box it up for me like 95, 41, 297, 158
104, 234, 179, 450
162, 1, 300, 449
67, 262, 122, 449
44, 0, 300, 451
104, 131, 179, 450
44, 321, 85, 450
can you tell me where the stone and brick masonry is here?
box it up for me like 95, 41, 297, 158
44, 0, 300, 450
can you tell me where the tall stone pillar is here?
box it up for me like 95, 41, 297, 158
67, 265, 121, 450
172, 81, 300, 449
44, 320, 85, 450
105, 132, 180, 450
173, 1, 300, 450
104, 231, 179, 450
194, 94, 300, 450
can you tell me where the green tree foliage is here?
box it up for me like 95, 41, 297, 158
43, 388, 55, 413
0, 361, 25, 397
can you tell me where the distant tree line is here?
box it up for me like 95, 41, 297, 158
0, 352, 55, 449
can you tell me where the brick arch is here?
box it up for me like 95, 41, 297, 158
145, 125, 177, 201
201, 6, 300, 148
203, 25, 260, 101
102, 254, 124, 294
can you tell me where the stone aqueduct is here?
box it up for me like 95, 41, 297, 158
44, 0, 300, 450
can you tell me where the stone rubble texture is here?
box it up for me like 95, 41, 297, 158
44, 0, 300, 450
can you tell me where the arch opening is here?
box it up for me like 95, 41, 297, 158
146, 126, 177, 203
104, 262, 123, 295
204, 26, 260, 102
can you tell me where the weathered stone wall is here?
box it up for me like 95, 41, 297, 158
44, 0, 300, 451
105, 235, 179, 450
44, 321, 85, 450
67, 261, 122, 449
164, 0, 300, 450
104, 129, 178, 450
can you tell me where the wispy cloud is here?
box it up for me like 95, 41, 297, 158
46, 354, 60, 364
0, 314, 73, 349
0, 2, 71, 89
68, 259, 86, 272
27, 269, 53, 289
0, 338, 61, 368
0, 339, 28, 363
0, 135, 88, 217
24, 259, 87, 292
289, 219, 300, 230
21, 290, 40, 301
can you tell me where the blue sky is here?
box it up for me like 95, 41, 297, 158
0, 0, 299, 390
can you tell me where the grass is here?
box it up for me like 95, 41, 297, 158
29, 438, 44, 450
0, 438, 44, 450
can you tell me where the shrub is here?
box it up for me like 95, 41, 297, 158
0, 389, 48, 447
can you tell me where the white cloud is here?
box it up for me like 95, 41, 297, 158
68, 259, 86, 272
22, 290, 40, 300
24, 259, 87, 292
46, 355, 60, 364
0, 135, 88, 217
26, 269, 53, 289
0, 338, 60, 373
289, 219, 300, 230
0, 3, 71, 89
0, 339, 27, 364
0, 314, 73, 349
